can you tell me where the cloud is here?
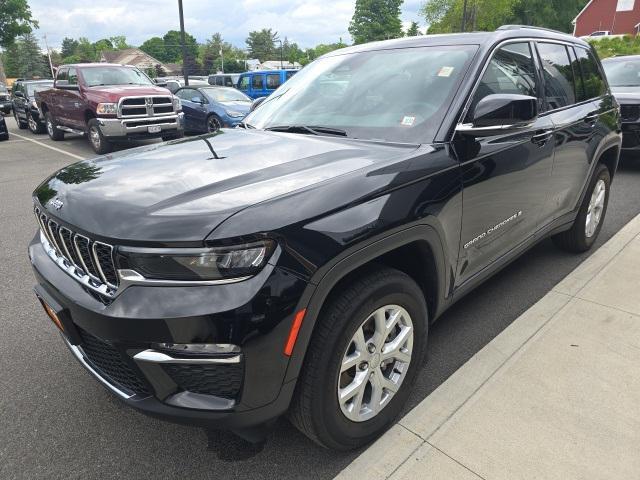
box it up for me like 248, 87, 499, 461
28, 0, 426, 50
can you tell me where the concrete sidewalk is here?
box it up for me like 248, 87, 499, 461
336, 214, 640, 480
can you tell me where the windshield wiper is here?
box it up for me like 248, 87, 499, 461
265, 125, 348, 137
238, 121, 255, 129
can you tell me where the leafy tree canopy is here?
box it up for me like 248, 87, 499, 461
406, 21, 421, 36
0, 0, 38, 47
349, 0, 404, 44
246, 28, 278, 61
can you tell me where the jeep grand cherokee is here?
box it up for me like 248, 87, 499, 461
29, 26, 621, 450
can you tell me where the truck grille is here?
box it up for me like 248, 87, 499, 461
78, 328, 150, 396
620, 104, 640, 122
35, 206, 119, 297
119, 96, 174, 118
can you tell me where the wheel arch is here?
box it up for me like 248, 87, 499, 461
283, 224, 448, 384
597, 143, 620, 181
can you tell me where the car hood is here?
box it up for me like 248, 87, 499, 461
610, 86, 640, 103
83, 85, 173, 103
34, 129, 418, 244
218, 101, 251, 111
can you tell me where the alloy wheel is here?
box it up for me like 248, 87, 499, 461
89, 126, 101, 149
207, 116, 221, 132
28, 114, 38, 132
585, 179, 606, 238
46, 117, 54, 137
337, 305, 414, 422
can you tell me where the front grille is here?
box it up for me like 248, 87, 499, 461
162, 363, 243, 399
35, 206, 119, 294
620, 104, 640, 122
78, 328, 150, 396
119, 96, 174, 118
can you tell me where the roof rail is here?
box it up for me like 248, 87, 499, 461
497, 25, 568, 36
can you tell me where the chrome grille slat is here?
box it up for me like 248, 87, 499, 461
119, 96, 174, 119
34, 207, 119, 297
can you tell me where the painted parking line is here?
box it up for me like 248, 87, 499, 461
9, 132, 85, 161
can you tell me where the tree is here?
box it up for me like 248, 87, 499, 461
3, 33, 49, 78
162, 30, 198, 63
93, 38, 114, 57
349, 0, 404, 44
0, 0, 38, 47
246, 28, 278, 61
75, 37, 96, 62
140, 37, 166, 62
109, 36, 129, 50
510, 0, 586, 33
406, 21, 421, 36
61, 37, 79, 58
423, 0, 518, 33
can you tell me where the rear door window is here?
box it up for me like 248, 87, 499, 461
266, 74, 281, 89
537, 42, 577, 110
252, 74, 264, 90
574, 47, 606, 100
215, 77, 224, 86
224, 77, 234, 87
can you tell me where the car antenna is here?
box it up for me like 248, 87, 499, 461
200, 135, 224, 160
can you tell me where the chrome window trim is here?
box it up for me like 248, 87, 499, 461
133, 349, 242, 365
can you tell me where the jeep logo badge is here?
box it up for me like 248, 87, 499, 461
49, 198, 64, 210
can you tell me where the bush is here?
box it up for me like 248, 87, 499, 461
588, 35, 640, 59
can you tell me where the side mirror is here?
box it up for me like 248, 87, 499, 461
250, 96, 266, 112
457, 94, 538, 137
155, 80, 168, 87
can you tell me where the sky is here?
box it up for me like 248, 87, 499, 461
28, 0, 426, 51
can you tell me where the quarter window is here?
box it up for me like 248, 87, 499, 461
469, 42, 537, 118
537, 43, 576, 110
266, 74, 281, 89
575, 47, 606, 100
238, 76, 249, 91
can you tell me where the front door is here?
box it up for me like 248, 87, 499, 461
454, 41, 556, 286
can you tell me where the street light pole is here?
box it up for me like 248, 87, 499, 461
43, 34, 55, 78
178, 0, 189, 86
275, 39, 283, 70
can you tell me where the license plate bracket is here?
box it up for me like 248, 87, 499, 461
148, 125, 162, 133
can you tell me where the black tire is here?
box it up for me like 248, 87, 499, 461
161, 131, 185, 141
0, 132, 8, 141
87, 119, 112, 154
289, 266, 428, 450
206, 114, 222, 133
27, 112, 44, 134
553, 163, 611, 253
14, 109, 27, 129
45, 112, 65, 141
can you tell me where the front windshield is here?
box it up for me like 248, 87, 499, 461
27, 82, 53, 97
202, 87, 250, 102
245, 45, 477, 143
81, 66, 154, 87
603, 60, 640, 87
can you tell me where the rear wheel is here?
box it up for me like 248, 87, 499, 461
553, 163, 610, 253
27, 112, 44, 134
87, 119, 112, 154
14, 109, 27, 129
45, 112, 64, 141
289, 267, 428, 450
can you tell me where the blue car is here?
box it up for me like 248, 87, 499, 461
237, 70, 298, 99
175, 86, 252, 133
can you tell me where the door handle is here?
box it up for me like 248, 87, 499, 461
531, 129, 554, 146
584, 111, 599, 125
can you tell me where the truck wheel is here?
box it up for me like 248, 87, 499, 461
14, 109, 27, 129
45, 112, 64, 141
289, 266, 428, 450
28, 112, 44, 134
553, 163, 611, 253
87, 119, 112, 154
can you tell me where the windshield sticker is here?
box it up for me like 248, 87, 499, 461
437, 66, 455, 77
401, 116, 416, 126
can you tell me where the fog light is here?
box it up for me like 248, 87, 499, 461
37, 297, 64, 332
154, 343, 240, 356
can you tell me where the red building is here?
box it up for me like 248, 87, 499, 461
573, 0, 640, 36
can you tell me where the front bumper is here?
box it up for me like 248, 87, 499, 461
1, 100, 11, 112
98, 113, 184, 139
29, 232, 308, 429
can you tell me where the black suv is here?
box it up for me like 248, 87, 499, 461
0, 83, 11, 114
11, 79, 54, 134
30, 26, 621, 450
601, 55, 640, 151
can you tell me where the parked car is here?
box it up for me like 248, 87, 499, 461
208, 73, 241, 88
164, 78, 209, 94
237, 69, 298, 99
35, 63, 184, 154
0, 113, 8, 140
176, 86, 252, 132
0, 84, 11, 114
601, 55, 640, 151
30, 26, 620, 451
11, 79, 54, 133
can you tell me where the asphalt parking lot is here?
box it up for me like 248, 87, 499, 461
1, 114, 640, 480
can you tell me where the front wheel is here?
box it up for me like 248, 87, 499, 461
14, 109, 27, 129
28, 112, 44, 134
45, 112, 64, 141
553, 163, 611, 253
289, 266, 428, 450
206, 114, 222, 133
87, 119, 112, 154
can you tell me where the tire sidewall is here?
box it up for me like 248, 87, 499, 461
576, 165, 611, 250
313, 276, 428, 448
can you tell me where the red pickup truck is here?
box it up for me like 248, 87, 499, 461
36, 63, 184, 154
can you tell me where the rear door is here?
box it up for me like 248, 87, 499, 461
455, 41, 556, 286
12, 82, 27, 119
535, 42, 612, 221
177, 88, 198, 130
65, 68, 85, 129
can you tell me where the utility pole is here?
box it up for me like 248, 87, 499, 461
220, 47, 224, 73
178, 0, 189, 86
43, 34, 55, 78
461, 0, 468, 32
275, 39, 283, 70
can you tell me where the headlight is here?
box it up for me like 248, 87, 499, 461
172, 96, 182, 112
96, 103, 118, 115
120, 240, 275, 281
225, 109, 245, 118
